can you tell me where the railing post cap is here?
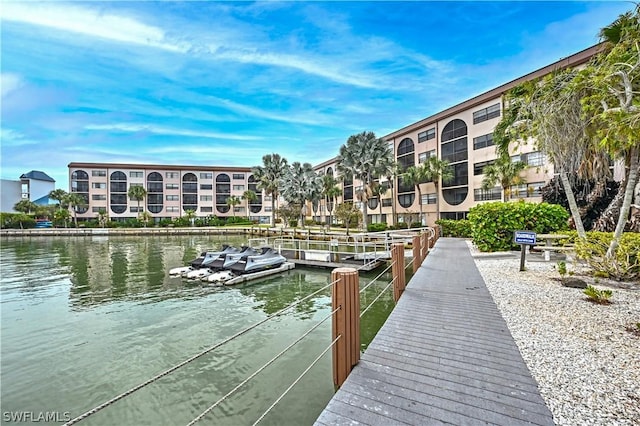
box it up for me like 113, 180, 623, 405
332, 267, 358, 274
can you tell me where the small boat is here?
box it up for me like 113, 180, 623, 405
184, 246, 250, 280
221, 247, 271, 269
226, 248, 287, 275
204, 269, 236, 284
169, 245, 233, 276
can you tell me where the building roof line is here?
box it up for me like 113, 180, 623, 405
68, 162, 253, 173
383, 42, 604, 141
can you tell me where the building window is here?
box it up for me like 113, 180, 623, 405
418, 127, 436, 142
166, 195, 179, 201
92, 207, 105, 213
200, 172, 213, 179
440, 211, 468, 220
474, 187, 502, 201
509, 182, 544, 199
92, 170, 106, 177
398, 193, 415, 208
473, 133, 494, 150
233, 185, 245, 191
166, 183, 179, 190
472, 103, 501, 124
442, 188, 468, 206
418, 150, 436, 164
166, 172, 179, 179
92, 182, 106, 189
200, 195, 213, 202
130, 207, 143, 213
201, 206, 213, 213
265, 207, 272, 212
130, 171, 143, 178
234, 206, 245, 213
473, 160, 495, 175
110, 171, 127, 214
421, 193, 437, 205
232, 173, 245, 180
518, 151, 544, 166
382, 198, 392, 207
130, 183, 143, 188
200, 184, 213, 190
166, 206, 179, 213
92, 194, 107, 201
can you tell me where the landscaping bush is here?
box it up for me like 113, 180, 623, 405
410, 222, 422, 229
289, 219, 299, 227
0, 213, 36, 229
574, 231, 640, 281
367, 222, 387, 232
468, 201, 569, 252
436, 219, 472, 238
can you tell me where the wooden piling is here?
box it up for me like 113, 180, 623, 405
331, 267, 360, 388
391, 243, 405, 302
412, 235, 421, 273
421, 231, 429, 260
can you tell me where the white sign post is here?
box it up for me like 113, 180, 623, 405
514, 231, 537, 271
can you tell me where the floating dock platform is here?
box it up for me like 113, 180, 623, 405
223, 262, 295, 286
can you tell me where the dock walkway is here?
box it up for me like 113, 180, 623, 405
315, 238, 554, 425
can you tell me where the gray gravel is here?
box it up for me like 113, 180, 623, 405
469, 242, 640, 426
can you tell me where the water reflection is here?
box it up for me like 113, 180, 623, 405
1, 235, 396, 425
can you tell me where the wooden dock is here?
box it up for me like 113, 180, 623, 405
315, 238, 554, 425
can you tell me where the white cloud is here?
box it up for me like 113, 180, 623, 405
0, 3, 190, 53
0, 128, 34, 146
84, 123, 262, 141
1, 73, 24, 98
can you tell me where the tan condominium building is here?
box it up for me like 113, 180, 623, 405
313, 44, 601, 227
67, 163, 272, 223
68, 44, 601, 227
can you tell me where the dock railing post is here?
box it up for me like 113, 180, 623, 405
412, 235, 421, 273
421, 231, 429, 259
391, 243, 406, 302
331, 267, 360, 388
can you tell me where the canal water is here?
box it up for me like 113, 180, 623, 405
0, 235, 395, 425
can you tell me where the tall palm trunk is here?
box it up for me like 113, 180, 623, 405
560, 171, 587, 238
607, 146, 639, 257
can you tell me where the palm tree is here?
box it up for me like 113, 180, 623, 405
321, 173, 341, 227
384, 161, 402, 227
96, 209, 109, 227
481, 155, 528, 202
279, 162, 321, 227
370, 181, 387, 224
66, 193, 87, 228
48, 189, 69, 214
242, 190, 257, 219
128, 185, 147, 217
337, 131, 394, 229
14, 199, 38, 215
252, 153, 288, 226
422, 156, 454, 222
226, 196, 241, 217
402, 165, 429, 225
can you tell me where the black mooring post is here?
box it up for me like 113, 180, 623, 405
519, 244, 526, 271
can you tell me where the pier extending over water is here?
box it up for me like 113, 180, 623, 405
316, 238, 554, 425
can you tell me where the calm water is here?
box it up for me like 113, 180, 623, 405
0, 235, 395, 425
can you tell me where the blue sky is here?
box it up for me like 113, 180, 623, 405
0, 1, 633, 189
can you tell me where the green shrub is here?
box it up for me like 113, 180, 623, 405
367, 222, 388, 232
468, 201, 569, 252
409, 221, 422, 229
583, 285, 613, 304
574, 232, 640, 281
436, 219, 472, 238
393, 222, 409, 229
289, 219, 298, 227
557, 261, 567, 277
0, 213, 36, 229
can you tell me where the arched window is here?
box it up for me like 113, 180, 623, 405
440, 119, 469, 208
147, 172, 163, 214
182, 173, 198, 212
216, 173, 231, 214
248, 174, 262, 213
110, 171, 127, 214
70, 170, 89, 213
397, 138, 415, 208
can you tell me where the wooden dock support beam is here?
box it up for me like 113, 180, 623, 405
412, 235, 421, 274
391, 243, 406, 302
331, 267, 360, 388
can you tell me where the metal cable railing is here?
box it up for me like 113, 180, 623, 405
64, 280, 336, 425
252, 334, 341, 426
187, 307, 340, 425
360, 280, 394, 318
358, 262, 393, 294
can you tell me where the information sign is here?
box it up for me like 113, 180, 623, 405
514, 230, 537, 245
